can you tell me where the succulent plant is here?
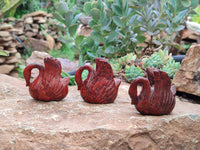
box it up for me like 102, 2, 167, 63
142, 50, 180, 78
125, 65, 144, 82
110, 54, 136, 71
142, 50, 173, 68
161, 59, 181, 78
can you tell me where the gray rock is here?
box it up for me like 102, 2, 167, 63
0, 64, 15, 74
0, 31, 11, 37
173, 44, 200, 96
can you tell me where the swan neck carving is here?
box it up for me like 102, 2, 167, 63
23, 64, 44, 86
75, 65, 94, 90
129, 67, 176, 115
129, 77, 151, 105
96, 58, 113, 79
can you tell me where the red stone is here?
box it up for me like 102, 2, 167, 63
75, 58, 121, 104
23, 57, 70, 101
129, 67, 176, 115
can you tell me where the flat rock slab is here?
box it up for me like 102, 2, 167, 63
0, 74, 200, 150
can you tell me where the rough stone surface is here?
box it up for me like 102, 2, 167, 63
78, 16, 92, 25
5, 54, 20, 64
0, 74, 200, 150
173, 44, 200, 96
0, 24, 13, 30
0, 36, 13, 42
0, 64, 15, 74
24, 38, 50, 51
25, 32, 37, 38
182, 29, 200, 43
0, 31, 11, 37
45, 34, 55, 50
2, 11, 63, 59
0, 23, 19, 76
8, 28, 24, 35
22, 11, 47, 19
33, 16, 46, 23
24, 17, 33, 24
77, 24, 92, 37
186, 21, 200, 33
26, 51, 51, 65
0, 57, 6, 63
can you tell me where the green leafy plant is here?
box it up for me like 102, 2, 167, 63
61, 71, 76, 85
53, 1, 92, 66
84, 0, 146, 57
133, 0, 198, 52
125, 65, 144, 82
16, 63, 26, 78
191, 5, 200, 23
53, 0, 198, 66
0, 0, 24, 18
14, 0, 41, 18
61, 65, 91, 86
50, 44, 74, 60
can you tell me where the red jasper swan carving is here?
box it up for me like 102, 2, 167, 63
75, 58, 121, 104
129, 67, 176, 115
23, 57, 70, 101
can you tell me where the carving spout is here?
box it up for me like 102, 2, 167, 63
75, 65, 94, 90
129, 77, 151, 105
23, 64, 44, 86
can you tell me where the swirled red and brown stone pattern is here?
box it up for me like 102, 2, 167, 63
129, 67, 176, 115
23, 57, 70, 101
75, 58, 121, 104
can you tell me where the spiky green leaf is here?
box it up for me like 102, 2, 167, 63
112, 4, 122, 16
113, 16, 124, 27
90, 31, 103, 43
75, 35, 85, 46
52, 12, 65, 24
181, 0, 191, 7
56, 2, 69, 16
91, 8, 101, 20
65, 11, 73, 27
105, 31, 118, 43
84, 2, 92, 15
69, 24, 78, 37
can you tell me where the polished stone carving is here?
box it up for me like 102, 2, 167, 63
23, 57, 70, 101
75, 58, 121, 104
129, 67, 176, 115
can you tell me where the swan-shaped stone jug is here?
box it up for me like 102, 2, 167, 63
75, 58, 121, 104
128, 67, 176, 115
23, 57, 70, 101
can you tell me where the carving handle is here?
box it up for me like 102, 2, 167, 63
75, 65, 94, 90
23, 64, 44, 86
129, 77, 150, 105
